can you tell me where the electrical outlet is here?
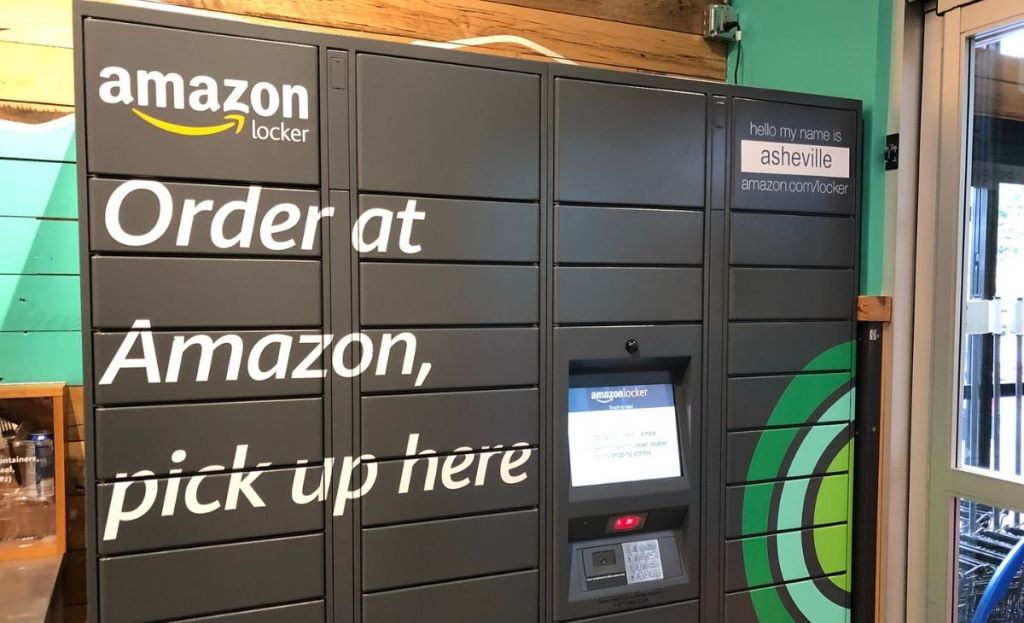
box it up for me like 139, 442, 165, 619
704, 4, 739, 42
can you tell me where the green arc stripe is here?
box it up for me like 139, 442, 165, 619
788, 575, 848, 622
742, 341, 854, 621
770, 372, 853, 427
777, 478, 810, 532
787, 421, 846, 479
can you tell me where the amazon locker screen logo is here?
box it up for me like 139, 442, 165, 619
96, 67, 313, 143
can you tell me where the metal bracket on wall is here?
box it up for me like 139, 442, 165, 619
885, 133, 900, 170
964, 297, 1024, 336
704, 4, 740, 42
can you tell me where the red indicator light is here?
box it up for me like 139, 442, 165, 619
612, 515, 642, 532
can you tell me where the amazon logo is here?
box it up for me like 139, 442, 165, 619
96, 67, 312, 143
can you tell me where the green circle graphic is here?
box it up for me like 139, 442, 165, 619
741, 341, 854, 622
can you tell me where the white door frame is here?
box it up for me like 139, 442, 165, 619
909, 2, 1024, 620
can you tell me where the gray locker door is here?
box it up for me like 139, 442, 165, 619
92, 329, 324, 405
361, 510, 538, 590
728, 322, 854, 376
724, 474, 850, 538
357, 196, 539, 263
729, 268, 855, 321
579, 601, 700, 623
555, 79, 706, 207
727, 374, 853, 430
99, 535, 324, 622
724, 576, 850, 622
95, 398, 324, 479
360, 264, 539, 326
89, 180, 324, 256
359, 328, 539, 392
723, 525, 848, 591
730, 213, 855, 267
361, 389, 539, 458
175, 601, 325, 623
363, 571, 539, 623
556, 206, 704, 265
83, 20, 319, 185
357, 55, 540, 199
96, 467, 324, 554
556, 267, 703, 324
91, 257, 321, 328
726, 424, 851, 484
361, 452, 538, 525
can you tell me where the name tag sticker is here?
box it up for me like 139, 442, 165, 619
740, 140, 850, 178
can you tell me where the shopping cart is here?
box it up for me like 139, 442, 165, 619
958, 506, 1024, 623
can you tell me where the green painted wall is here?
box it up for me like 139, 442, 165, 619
0, 114, 83, 384
729, 0, 893, 295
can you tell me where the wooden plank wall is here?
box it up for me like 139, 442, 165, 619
0, 1, 724, 620
157, 0, 726, 77
0, 0, 80, 392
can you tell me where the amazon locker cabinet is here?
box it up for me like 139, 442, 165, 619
74, 2, 861, 622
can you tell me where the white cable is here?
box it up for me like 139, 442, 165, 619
411, 35, 578, 65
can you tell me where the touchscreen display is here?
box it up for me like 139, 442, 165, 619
568, 383, 682, 487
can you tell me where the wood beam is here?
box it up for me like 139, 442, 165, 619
858, 295, 893, 323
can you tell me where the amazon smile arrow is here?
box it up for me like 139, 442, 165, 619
131, 108, 246, 136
